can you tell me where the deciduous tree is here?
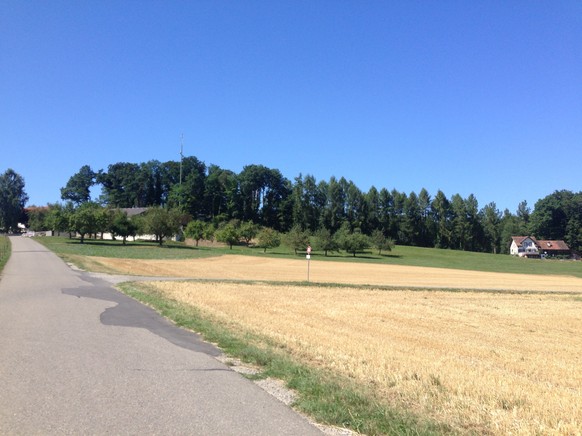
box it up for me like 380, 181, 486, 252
257, 227, 281, 253
97, 162, 141, 207
204, 165, 239, 220
0, 169, 28, 232
60, 165, 95, 204
69, 202, 101, 243
141, 207, 181, 246
184, 220, 207, 246
26, 206, 50, 231
110, 210, 137, 244
215, 221, 241, 249
239, 221, 259, 246
336, 223, 370, 257
45, 203, 74, 237
284, 224, 309, 255
371, 229, 394, 255
313, 227, 338, 257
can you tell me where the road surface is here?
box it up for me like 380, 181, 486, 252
0, 236, 322, 435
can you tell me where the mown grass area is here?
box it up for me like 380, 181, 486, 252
36, 236, 582, 278
119, 281, 448, 436
0, 235, 11, 273
360, 245, 582, 277
35, 236, 219, 260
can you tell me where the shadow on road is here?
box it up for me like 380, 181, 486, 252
62, 274, 222, 357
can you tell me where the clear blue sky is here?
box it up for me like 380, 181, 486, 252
2, 1, 581, 213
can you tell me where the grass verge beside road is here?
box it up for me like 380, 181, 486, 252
0, 235, 10, 273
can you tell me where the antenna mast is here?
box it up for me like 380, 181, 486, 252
179, 133, 184, 185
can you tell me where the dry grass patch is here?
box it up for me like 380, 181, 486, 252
148, 281, 582, 434
65, 254, 123, 274
91, 254, 582, 291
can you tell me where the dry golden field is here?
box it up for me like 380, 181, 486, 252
92, 254, 582, 292
103, 255, 582, 434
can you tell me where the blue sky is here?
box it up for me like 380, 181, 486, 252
2, 1, 581, 213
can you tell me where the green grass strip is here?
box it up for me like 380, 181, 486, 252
0, 235, 11, 273
118, 281, 451, 435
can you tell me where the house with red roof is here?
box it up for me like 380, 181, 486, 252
510, 236, 571, 258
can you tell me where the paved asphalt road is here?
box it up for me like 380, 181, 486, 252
0, 236, 322, 435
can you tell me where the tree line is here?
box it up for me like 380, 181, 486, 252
26, 201, 395, 257
5, 159, 582, 254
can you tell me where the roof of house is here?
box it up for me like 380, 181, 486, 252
511, 236, 537, 246
537, 240, 570, 251
120, 207, 149, 217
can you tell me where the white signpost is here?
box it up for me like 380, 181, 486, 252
306, 245, 312, 282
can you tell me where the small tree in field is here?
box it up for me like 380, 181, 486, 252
336, 223, 370, 257
371, 229, 395, 255
203, 223, 216, 242
111, 211, 137, 245
239, 221, 259, 246
96, 207, 114, 239
285, 224, 310, 255
257, 227, 281, 253
69, 202, 101, 243
45, 203, 73, 237
185, 220, 206, 246
142, 207, 181, 246
215, 221, 241, 249
343, 231, 370, 257
313, 227, 338, 256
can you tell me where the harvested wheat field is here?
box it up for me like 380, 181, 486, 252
92, 254, 582, 292
147, 280, 582, 435
97, 254, 582, 433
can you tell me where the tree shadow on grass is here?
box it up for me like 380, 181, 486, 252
317, 253, 402, 260
65, 239, 200, 250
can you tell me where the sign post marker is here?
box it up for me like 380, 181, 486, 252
306, 245, 312, 283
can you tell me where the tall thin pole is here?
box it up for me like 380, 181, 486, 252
179, 133, 184, 185
306, 245, 311, 283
